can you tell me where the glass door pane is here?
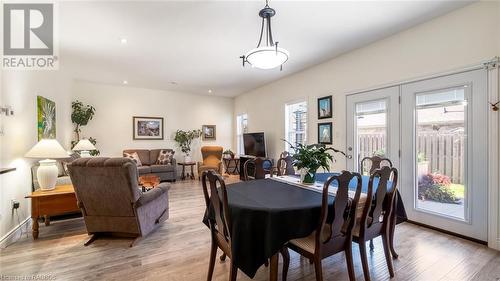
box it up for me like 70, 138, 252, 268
356, 99, 388, 172
415, 87, 467, 220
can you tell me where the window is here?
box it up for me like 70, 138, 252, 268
285, 101, 307, 152
236, 113, 248, 155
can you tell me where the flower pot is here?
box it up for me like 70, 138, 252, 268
300, 168, 316, 185
184, 155, 192, 163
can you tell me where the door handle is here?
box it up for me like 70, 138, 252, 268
346, 146, 353, 159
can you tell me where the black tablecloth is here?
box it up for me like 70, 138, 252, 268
203, 178, 407, 278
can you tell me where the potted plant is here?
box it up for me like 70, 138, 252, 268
284, 140, 346, 184
70, 100, 100, 156
174, 129, 202, 162
223, 149, 235, 159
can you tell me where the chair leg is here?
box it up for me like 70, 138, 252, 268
220, 253, 227, 262
389, 209, 399, 259
359, 241, 371, 281
264, 260, 269, 267
369, 239, 374, 251
84, 234, 98, 246
345, 242, 356, 281
313, 257, 323, 281
382, 234, 395, 278
229, 260, 238, 281
280, 247, 290, 281
207, 241, 217, 281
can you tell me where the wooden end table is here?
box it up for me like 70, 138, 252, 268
25, 185, 79, 239
139, 174, 161, 192
177, 162, 196, 180
223, 157, 240, 174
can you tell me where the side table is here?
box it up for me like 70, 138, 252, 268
25, 185, 80, 239
223, 157, 240, 174
177, 162, 196, 180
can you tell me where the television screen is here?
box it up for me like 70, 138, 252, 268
243, 132, 266, 157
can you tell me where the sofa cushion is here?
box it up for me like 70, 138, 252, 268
124, 152, 143, 166
123, 149, 150, 165
156, 149, 174, 165
137, 166, 152, 174
151, 164, 174, 173
150, 149, 174, 164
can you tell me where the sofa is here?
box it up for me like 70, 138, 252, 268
68, 157, 170, 246
123, 149, 177, 181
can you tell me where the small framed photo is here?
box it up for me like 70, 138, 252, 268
317, 96, 332, 119
202, 125, 216, 140
133, 116, 164, 140
318, 122, 332, 144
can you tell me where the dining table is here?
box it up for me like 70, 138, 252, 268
203, 173, 407, 280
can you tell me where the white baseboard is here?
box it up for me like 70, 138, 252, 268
0, 217, 31, 249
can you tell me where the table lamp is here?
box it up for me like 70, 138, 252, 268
72, 139, 96, 157
25, 139, 69, 191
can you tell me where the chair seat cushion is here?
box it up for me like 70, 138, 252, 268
289, 224, 332, 254
151, 164, 174, 173
137, 166, 152, 174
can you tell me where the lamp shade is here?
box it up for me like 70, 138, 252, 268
73, 139, 96, 151
25, 139, 69, 159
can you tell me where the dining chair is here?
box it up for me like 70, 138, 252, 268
352, 166, 398, 281
201, 170, 238, 281
282, 170, 363, 281
276, 151, 295, 176
360, 156, 398, 258
243, 157, 274, 180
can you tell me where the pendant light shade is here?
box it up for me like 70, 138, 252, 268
241, 1, 289, 70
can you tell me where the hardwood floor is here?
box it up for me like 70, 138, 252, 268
1, 177, 499, 281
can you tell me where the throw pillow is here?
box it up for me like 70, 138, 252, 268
124, 152, 142, 166
156, 149, 174, 165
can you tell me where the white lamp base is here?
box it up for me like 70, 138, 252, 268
37, 159, 58, 191
80, 150, 91, 157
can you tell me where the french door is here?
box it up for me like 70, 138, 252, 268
346, 86, 400, 172
401, 70, 487, 241
346, 69, 488, 241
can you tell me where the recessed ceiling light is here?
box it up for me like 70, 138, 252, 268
123, 80, 128, 85
208, 89, 213, 93
120, 38, 128, 44
170, 81, 178, 85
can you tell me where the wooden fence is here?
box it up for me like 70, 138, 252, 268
358, 131, 465, 184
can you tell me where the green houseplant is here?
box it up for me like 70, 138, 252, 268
174, 129, 202, 162
71, 100, 100, 156
223, 149, 235, 159
284, 139, 346, 184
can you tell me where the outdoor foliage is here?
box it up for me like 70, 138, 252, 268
174, 129, 202, 155
71, 100, 99, 156
418, 173, 459, 204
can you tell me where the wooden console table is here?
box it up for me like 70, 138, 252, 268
25, 185, 79, 239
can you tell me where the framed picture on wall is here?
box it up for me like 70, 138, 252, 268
133, 116, 164, 140
318, 122, 332, 144
202, 125, 216, 140
317, 95, 332, 119
37, 96, 56, 141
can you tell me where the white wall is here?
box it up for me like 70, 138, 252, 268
235, 2, 500, 171
72, 81, 234, 164
0, 70, 73, 241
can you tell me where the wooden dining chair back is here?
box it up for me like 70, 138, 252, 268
277, 151, 295, 176
284, 170, 363, 281
201, 170, 238, 281
243, 157, 273, 180
353, 166, 398, 281
360, 155, 393, 176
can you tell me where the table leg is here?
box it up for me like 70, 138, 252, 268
181, 165, 186, 180
44, 215, 50, 226
32, 217, 39, 239
190, 165, 195, 180
269, 253, 278, 281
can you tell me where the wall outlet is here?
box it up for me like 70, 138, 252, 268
11, 200, 20, 210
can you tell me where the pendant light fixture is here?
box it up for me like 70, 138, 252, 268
240, 0, 289, 70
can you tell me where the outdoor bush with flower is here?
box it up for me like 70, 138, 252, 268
418, 173, 459, 204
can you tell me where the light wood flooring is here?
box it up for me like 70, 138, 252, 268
1, 177, 499, 281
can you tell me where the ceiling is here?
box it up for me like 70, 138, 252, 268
59, 1, 472, 97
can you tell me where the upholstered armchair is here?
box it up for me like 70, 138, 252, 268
68, 157, 170, 247
197, 146, 223, 179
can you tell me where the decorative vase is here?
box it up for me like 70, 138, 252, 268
299, 168, 316, 185
184, 155, 192, 163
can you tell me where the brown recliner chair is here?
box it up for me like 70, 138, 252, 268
197, 146, 223, 179
68, 157, 170, 247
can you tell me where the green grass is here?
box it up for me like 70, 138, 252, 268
449, 183, 465, 199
